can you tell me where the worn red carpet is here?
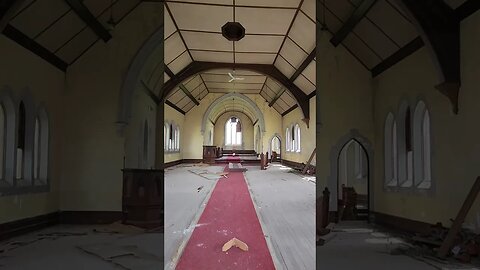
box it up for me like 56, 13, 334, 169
175, 166, 275, 270
225, 156, 241, 163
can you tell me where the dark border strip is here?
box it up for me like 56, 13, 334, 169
372, 211, 433, 235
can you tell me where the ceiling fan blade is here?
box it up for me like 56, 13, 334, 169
236, 77, 245, 80
228, 73, 235, 79
228, 78, 234, 82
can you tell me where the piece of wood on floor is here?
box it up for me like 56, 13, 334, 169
222, 238, 249, 252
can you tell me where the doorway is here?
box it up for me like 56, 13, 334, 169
337, 139, 369, 221
270, 135, 281, 162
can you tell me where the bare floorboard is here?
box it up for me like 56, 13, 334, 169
244, 164, 316, 270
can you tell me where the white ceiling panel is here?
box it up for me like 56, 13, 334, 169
274, 56, 296, 78
11, 0, 70, 37
167, 51, 192, 73
183, 31, 232, 51
236, 0, 301, 8
167, 2, 232, 32
279, 38, 308, 69
302, 60, 316, 86
288, 12, 315, 53
301, 0, 315, 21
235, 53, 276, 64
353, 18, 398, 59
293, 74, 315, 94
236, 35, 284, 52
236, 7, 296, 34
56, 28, 98, 64
36, 11, 85, 52
83, 0, 111, 17
165, 32, 187, 64
164, 7, 177, 39
342, 33, 382, 68
190, 51, 234, 62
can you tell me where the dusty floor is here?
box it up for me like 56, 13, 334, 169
318, 221, 480, 270
0, 224, 163, 269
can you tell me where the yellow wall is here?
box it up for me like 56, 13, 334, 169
182, 93, 282, 159
59, 3, 163, 212
315, 30, 374, 191
372, 11, 480, 227
213, 112, 254, 150
164, 103, 185, 163
282, 98, 316, 165
0, 35, 64, 223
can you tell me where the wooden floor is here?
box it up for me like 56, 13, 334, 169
164, 162, 316, 270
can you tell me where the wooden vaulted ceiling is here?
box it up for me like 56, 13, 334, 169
0, 0, 477, 115
160, 0, 317, 115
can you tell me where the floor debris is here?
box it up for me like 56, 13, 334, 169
222, 238, 249, 252
93, 222, 146, 234
77, 244, 162, 270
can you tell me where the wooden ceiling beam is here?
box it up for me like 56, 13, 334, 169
162, 61, 310, 121
455, 0, 480, 21
165, 65, 199, 106
2, 24, 68, 71
64, 0, 112, 42
330, 0, 377, 47
270, 47, 316, 107
395, 0, 460, 113
371, 36, 424, 77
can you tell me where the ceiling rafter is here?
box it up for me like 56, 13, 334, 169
269, 47, 315, 107
371, 36, 424, 77
165, 65, 199, 105
330, 0, 377, 47
272, 0, 305, 64
2, 24, 68, 71
395, 0, 460, 113
162, 61, 310, 121
64, 0, 112, 42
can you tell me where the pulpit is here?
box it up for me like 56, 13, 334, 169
203, 145, 217, 164
122, 169, 163, 229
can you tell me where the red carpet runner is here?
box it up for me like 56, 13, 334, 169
225, 156, 241, 163
176, 166, 275, 270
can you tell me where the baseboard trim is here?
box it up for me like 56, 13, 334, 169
0, 212, 60, 241
372, 211, 433, 235
60, 211, 123, 224
164, 159, 183, 168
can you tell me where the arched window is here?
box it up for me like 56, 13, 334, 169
164, 122, 170, 151
384, 113, 397, 186
398, 102, 413, 187
175, 126, 180, 151
163, 124, 167, 150
36, 108, 49, 183
0, 104, 4, 180
169, 123, 174, 150
413, 101, 431, 189
291, 125, 296, 152
286, 128, 290, 151
225, 117, 242, 145
295, 124, 301, 152
16, 101, 25, 179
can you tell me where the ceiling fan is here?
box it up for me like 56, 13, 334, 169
228, 70, 244, 83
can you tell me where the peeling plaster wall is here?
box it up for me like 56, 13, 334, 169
372, 12, 480, 228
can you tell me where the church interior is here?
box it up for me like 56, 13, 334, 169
0, 0, 479, 269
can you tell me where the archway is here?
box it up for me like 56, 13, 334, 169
337, 139, 369, 221
270, 135, 281, 162
327, 130, 374, 221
